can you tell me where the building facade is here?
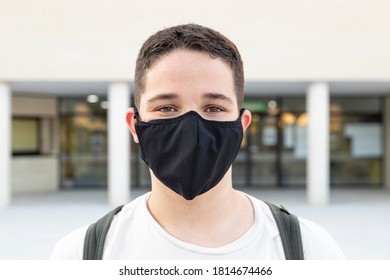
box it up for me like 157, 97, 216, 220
1, 0, 390, 207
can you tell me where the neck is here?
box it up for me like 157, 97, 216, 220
147, 170, 255, 247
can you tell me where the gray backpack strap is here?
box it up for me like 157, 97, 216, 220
265, 202, 304, 260
83, 205, 124, 260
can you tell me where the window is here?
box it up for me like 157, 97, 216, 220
330, 97, 383, 185
12, 118, 40, 155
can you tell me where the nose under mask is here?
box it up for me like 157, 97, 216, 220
134, 109, 245, 200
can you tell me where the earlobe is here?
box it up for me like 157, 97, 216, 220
126, 107, 139, 143
241, 109, 252, 132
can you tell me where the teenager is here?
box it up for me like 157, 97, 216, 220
51, 24, 344, 259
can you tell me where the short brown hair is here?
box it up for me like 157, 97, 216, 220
134, 23, 244, 109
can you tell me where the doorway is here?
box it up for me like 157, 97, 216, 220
59, 98, 108, 189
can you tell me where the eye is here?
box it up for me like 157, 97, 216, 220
205, 106, 224, 113
156, 106, 177, 112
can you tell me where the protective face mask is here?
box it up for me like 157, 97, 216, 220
134, 109, 244, 200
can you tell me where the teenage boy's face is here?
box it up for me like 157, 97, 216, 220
138, 49, 239, 122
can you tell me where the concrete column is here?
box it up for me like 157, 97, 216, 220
108, 82, 130, 207
306, 82, 330, 206
0, 83, 11, 207
384, 98, 390, 189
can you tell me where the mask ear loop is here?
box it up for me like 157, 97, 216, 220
133, 107, 140, 121
239, 108, 245, 118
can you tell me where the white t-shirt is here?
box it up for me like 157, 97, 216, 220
50, 193, 344, 260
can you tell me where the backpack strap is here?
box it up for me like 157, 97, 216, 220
264, 202, 304, 260
83, 205, 124, 260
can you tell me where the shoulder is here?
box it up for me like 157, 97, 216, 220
298, 217, 345, 259
50, 193, 150, 260
247, 195, 345, 260
50, 225, 89, 260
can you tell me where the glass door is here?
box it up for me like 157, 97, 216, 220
233, 96, 383, 188
234, 98, 307, 188
233, 99, 279, 187
60, 99, 108, 189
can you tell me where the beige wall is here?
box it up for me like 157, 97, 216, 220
12, 157, 58, 193
12, 96, 57, 116
11, 96, 59, 193
1, 0, 390, 82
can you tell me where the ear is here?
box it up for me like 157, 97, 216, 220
241, 109, 252, 132
125, 107, 139, 143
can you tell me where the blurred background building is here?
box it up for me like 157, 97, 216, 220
1, 0, 390, 207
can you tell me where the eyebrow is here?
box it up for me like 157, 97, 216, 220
146, 93, 179, 104
203, 92, 234, 104
146, 92, 234, 104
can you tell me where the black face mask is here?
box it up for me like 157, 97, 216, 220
134, 109, 244, 200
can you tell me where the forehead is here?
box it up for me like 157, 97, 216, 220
148, 49, 233, 77
141, 50, 235, 100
